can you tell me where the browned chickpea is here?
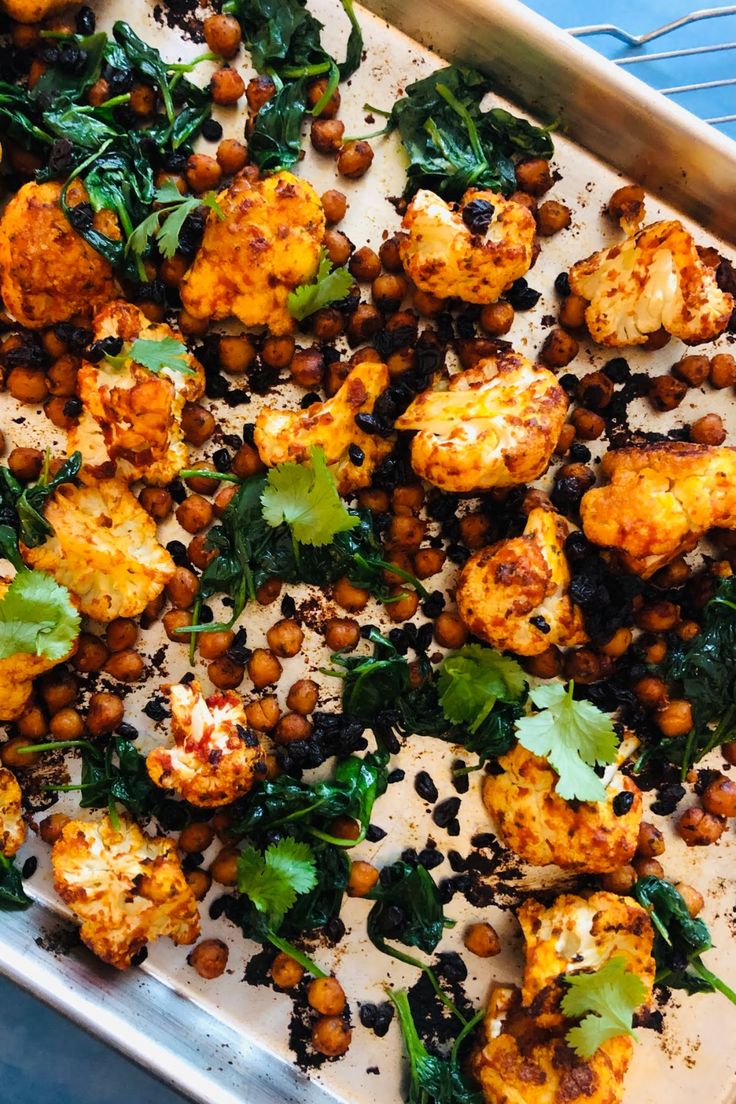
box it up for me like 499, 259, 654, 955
386, 587, 419, 623
598, 627, 632, 659
346, 303, 381, 345
308, 975, 346, 1016
177, 308, 208, 336
691, 413, 726, 446
209, 656, 245, 690
674, 882, 705, 917
128, 82, 155, 117
11, 22, 40, 49
702, 774, 736, 818
274, 712, 313, 744
211, 67, 245, 105
515, 158, 552, 195
676, 620, 700, 643
636, 601, 680, 632
210, 847, 239, 885
722, 740, 736, 765
312, 1017, 351, 1058
709, 352, 736, 389
1, 737, 41, 768
266, 618, 304, 658
633, 856, 664, 879
245, 696, 281, 731
137, 487, 172, 521
211, 809, 236, 841
256, 578, 282, 605
198, 630, 235, 661
182, 403, 216, 445
286, 679, 319, 716
434, 611, 468, 650
463, 922, 501, 958
311, 117, 345, 154
176, 494, 214, 535
536, 199, 571, 236
413, 548, 446, 579
540, 327, 579, 368
262, 334, 295, 369
377, 236, 402, 274
321, 189, 347, 225
558, 293, 587, 330
183, 462, 217, 494
607, 184, 645, 225
413, 289, 446, 317
344, 247, 381, 286
188, 534, 218, 572
40, 812, 71, 846
8, 447, 43, 482
652, 557, 691, 589
337, 139, 374, 179
387, 515, 426, 552
312, 308, 344, 342
214, 483, 238, 517
633, 677, 669, 711
38, 669, 77, 714
86, 76, 111, 106
47, 354, 79, 396
357, 488, 390, 512
391, 484, 423, 517
382, 553, 413, 587
641, 634, 667, 665
102, 618, 138, 655
570, 408, 605, 441
477, 300, 513, 336
219, 334, 256, 374
86, 692, 124, 736
332, 577, 370, 613
216, 138, 248, 175
186, 869, 212, 901
104, 650, 145, 683
600, 864, 637, 894
459, 513, 492, 550
677, 806, 726, 847
247, 648, 282, 689
523, 645, 563, 680
271, 952, 305, 989
637, 821, 665, 858
48, 707, 83, 742
656, 699, 693, 738
563, 647, 601, 684
231, 443, 265, 479
43, 396, 75, 431
179, 821, 215, 854
290, 345, 325, 389
7, 366, 48, 403
145, 593, 169, 631
577, 371, 614, 411
204, 13, 241, 57
167, 567, 200, 609
323, 228, 353, 267
73, 633, 109, 673
185, 154, 222, 194
306, 76, 341, 118
246, 75, 276, 112
673, 354, 709, 387
189, 938, 229, 980
372, 273, 408, 313
163, 609, 193, 642
324, 617, 360, 652
554, 424, 574, 457
649, 375, 687, 412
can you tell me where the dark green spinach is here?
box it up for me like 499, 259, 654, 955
0, 451, 81, 551
0, 854, 32, 911
388, 988, 483, 1104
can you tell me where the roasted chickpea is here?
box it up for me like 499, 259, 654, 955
476, 300, 513, 336
306, 75, 341, 118
570, 407, 605, 441
382, 553, 413, 587
105, 650, 145, 683
211, 809, 235, 841
675, 882, 705, 917
345, 246, 380, 283
141, 592, 166, 629
262, 334, 295, 369
636, 601, 680, 632
40, 812, 71, 845
73, 633, 109, 673
387, 515, 426, 552
138, 487, 173, 521
673, 354, 709, 387
311, 117, 345, 154
271, 952, 305, 989
189, 938, 229, 980
245, 696, 281, 731
640, 634, 668, 665
211, 67, 245, 105
256, 578, 282, 605
332, 577, 370, 613
7, 447, 43, 482
656, 699, 693, 738
246, 75, 276, 112
709, 352, 736, 389
219, 334, 257, 374
434, 611, 468, 650
47, 354, 79, 396
702, 774, 736, 818
186, 869, 212, 901
413, 289, 446, 318
652, 557, 691, 589
357, 488, 390, 512
204, 13, 242, 57
722, 740, 736, 766
459, 512, 492, 549
163, 608, 193, 642
599, 627, 632, 658
563, 647, 601, 684
178, 309, 209, 337
15, 703, 46, 742
308, 976, 346, 1016
413, 548, 446, 579
324, 617, 360, 652
677, 806, 726, 847
577, 370, 614, 411
391, 484, 423, 517
182, 403, 216, 446
286, 679, 319, 716
179, 821, 216, 854
176, 495, 214, 535
312, 1017, 351, 1057
372, 273, 408, 313
337, 140, 374, 179
231, 443, 265, 479
208, 656, 245, 690
346, 303, 381, 345
198, 630, 235, 661
290, 345, 324, 389
266, 618, 304, 658
557, 293, 586, 330
274, 712, 313, 744
540, 327, 579, 368
7, 366, 48, 403
185, 154, 222, 194
38, 669, 77, 714
45, 397, 77, 430
633, 856, 664, 879
514, 158, 552, 195
649, 375, 687, 412
188, 534, 218, 571
554, 423, 575, 456
523, 645, 563, 680
637, 821, 665, 858
312, 308, 344, 341
536, 199, 571, 236
214, 483, 238, 516
210, 847, 239, 885
86, 692, 124, 736
323, 228, 353, 267
386, 587, 419, 623
216, 138, 248, 175
321, 189, 347, 225
379, 234, 404, 272
102, 618, 138, 655
463, 922, 501, 958
247, 648, 282, 689
86, 76, 111, 106
129, 82, 156, 117
167, 567, 200, 609
646, 329, 672, 351
1, 737, 42, 768
691, 413, 726, 446
607, 184, 645, 224
600, 864, 637, 894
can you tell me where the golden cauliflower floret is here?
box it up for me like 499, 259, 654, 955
0, 180, 116, 328
568, 219, 733, 347
52, 814, 200, 969
23, 480, 175, 621
179, 170, 325, 335
395, 352, 567, 494
69, 300, 205, 485
472, 892, 655, 1104
482, 743, 641, 873
147, 680, 267, 807
1, 0, 72, 21
254, 360, 394, 493
0, 577, 77, 721
457, 506, 587, 656
0, 767, 26, 857
581, 442, 736, 577
399, 187, 536, 303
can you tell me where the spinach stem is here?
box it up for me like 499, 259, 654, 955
690, 958, 736, 1005
266, 932, 327, 978
17, 739, 94, 755
376, 938, 468, 1025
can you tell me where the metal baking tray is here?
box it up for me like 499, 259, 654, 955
2, 1, 736, 1102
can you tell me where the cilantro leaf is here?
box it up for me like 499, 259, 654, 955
287, 249, 354, 321
515, 681, 618, 802
237, 837, 318, 929
0, 571, 80, 662
106, 336, 195, 377
562, 956, 647, 1059
438, 645, 526, 734
127, 184, 223, 259
261, 446, 359, 547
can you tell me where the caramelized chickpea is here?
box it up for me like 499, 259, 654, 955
636, 601, 680, 632
219, 334, 256, 374
387, 515, 426, 552
40, 812, 71, 845
246, 74, 276, 113
231, 443, 265, 479
7, 366, 48, 403
522, 645, 562, 679
563, 647, 601, 684
286, 679, 319, 716
186, 869, 212, 901
189, 938, 229, 980
306, 76, 341, 118
209, 656, 245, 690
185, 154, 222, 193
372, 273, 407, 312
540, 327, 579, 368
271, 952, 305, 989
163, 609, 193, 642
536, 199, 571, 236
392, 484, 424, 516
256, 578, 282, 605
332, 577, 370, 613
247, 648, 282, 689
577, 371, 614, 411
379, 235, 403, 272
308, 976, 346, 1015
600, 865, 637, 894
266, 618, 304, 658
47, 354, 79, 396
216, 138, 248, 175
673, 354, 709, 387
386, 587, 419, 623
709, 353, 736, 389
357, 488, 389, 512
463, 922, 501, 958
188, 533, 218, 571
73, 633, 109, 673
312, 1017, 351, 1057
211, 67, 245, 105
103, 618, 138, 655
311, 117, 345, 154
198, 630, 235, 661
649, 375, 687, 412
104, 650, 145, 683
557, 293, 587, 330
337, 140, 374, 179
203, 13, 242, 57
274, 712, 313, 744
290, 345, 324, 389
702, 775, 736, 818
179, 821, 216, 854
637, 821, 665, 858
413, 289, 446, 317
570, 407, 605, 441
599, 627, 632, 658
38, 669, 77, 714
323, 228, 353, 267
86, 693, 124, 736
656, 699, 693, 738
607, 184, 645, 225
262, 334, 295, 369
459, 513, 492, 549
245, 696, 281, 731
182, 403, 216, 445
214, 483, 238, 516
313, 307, 344, 341
722, 740, 736, 766
167, 567, 199, 609
691, 413, 726, 446
324, 617, 360, 652
182, 464, 218, 495
141, 592, 166, 629
130, 83, 156, 117
413, 548, 446, 579
677, 806, 726, 847
1, 737, 41, 767
178, 309, 209, 337
434, 611, 468, 650
138, 487, 173, 520
349, 246, 381, 282
675, 882, 705, 917
176, 494, 214, 535
478, 301, 514, 336
321, 189, 347, 225
633, 856, 664, 879
210, 847, 239, 885
8, 447, 43, 482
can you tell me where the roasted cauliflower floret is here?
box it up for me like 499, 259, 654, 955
1, 0, 73, 22
482, 743, 642, 872
147, 680, 267, 807
0, 577, 78, 721
180, 170, 325, 335
23, 480, 175, 621
0, 768, 26, 857
52, 814, 200, 969
568, 219, 733, 347
400, 187, 536, 302
472, 892, 655, 1104
395, 352, 567, 494
457, 506, 587, 656
0, 180, 116, 328
255, 360, 394, 493
69, 301, 205, 485
581, 442, 736, 577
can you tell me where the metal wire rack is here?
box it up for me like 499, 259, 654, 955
568, 6, 736, 126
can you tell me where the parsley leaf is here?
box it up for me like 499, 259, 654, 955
237, 837, 318, 929
106, 336, 195, 377
261, 445, 359, 547
562, 956, 647, 1059
127, 182, 223, 259
0, 571, 80, 662
438, 645, 526, 734
287, 249, 354, 321
515, 681, 618, 802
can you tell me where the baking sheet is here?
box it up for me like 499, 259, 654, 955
2, 1, 736, 1102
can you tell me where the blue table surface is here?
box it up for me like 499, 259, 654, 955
2, 3, 735, 1103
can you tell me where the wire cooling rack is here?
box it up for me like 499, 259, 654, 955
568, 6, 736, 127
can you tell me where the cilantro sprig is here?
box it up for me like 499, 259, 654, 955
515, 681, 619, 802
127, 180, 223, 259
438, 645, 526, 735
261, 445, 358, 547
105, 335, 195, 377
287, 249, 353, 321
0, 571, 80, 662
562, 956, 647, 1059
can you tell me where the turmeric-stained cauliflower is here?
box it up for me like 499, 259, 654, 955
395, 352, 567, 494
23, 480, 175, 621
255, 360, 393, 493
457, 506, 587, 656
0, 768, 26, 857
180, 170, 324, 335
482, 743, 641, 872
69, 301, 205, 485
52, 814, 200, 969
568, 219, 733, 347
581, 442, 736, 577
1, 0, 72, 21
0, 180, 116, 328
472, 892, 655, 1104
400, 187, 536, 303
147, 680, 267, 807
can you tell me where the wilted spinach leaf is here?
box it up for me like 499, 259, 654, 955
0, 854, 32, 911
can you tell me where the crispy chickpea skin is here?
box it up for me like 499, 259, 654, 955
322, 189, 347, 225
434, 611, 468, 649
203, 13, 242, 57
311, 117, 345, 154
271, 952, 305, 989
73, 633, 108, 673
677, 807, 726, 846
245, 696, 281, 731
312, 1017, 351, 1058
463, 922, 501, 958
1, 738, 41, 768
211, 67, 245, 105
702, 775, 736, 817
308, 976, 346, 1016
189, 938, 229, 979
247, 648, 282, 689
86, 692, 124, 735
306, 76, 341, 117
324, 617, 360, 652
286, 679, 319, 715
337, 140, 374, 179
167, 567, 199, 610
182, 403, 216, 445
515, 158, 553, 195
540, 327, 579, 368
